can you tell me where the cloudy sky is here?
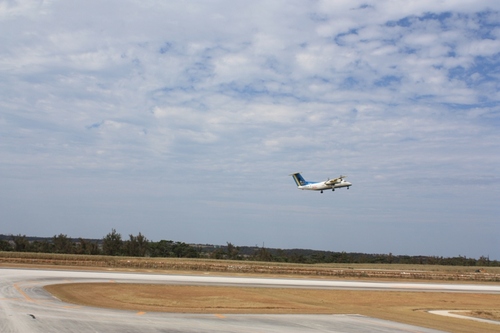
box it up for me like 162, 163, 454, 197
1, 0, 499, 259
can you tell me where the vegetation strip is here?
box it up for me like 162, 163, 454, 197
2, 252, 500, 282
1, 231, 497, 266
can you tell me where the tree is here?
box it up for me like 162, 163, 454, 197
273, 249, 289, 262
478, 255, 490, 266
75, 238, 101, 255
253, 247, 272, 261
0, 239, 12, 251
149, 240, 174, 257
53, 234, 73, 254
31, 240, 53, 253
135, 232, 149, 257
102, 229, 123, 256
210, 247, 225, 259
12, 235, 31, 252
124, 232, 149, 257
171, 242, 200, 258
226, 242, 241, 260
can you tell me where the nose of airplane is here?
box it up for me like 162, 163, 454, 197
345, 181, 352, 187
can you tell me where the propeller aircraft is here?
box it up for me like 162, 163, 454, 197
290, 172, 352, 193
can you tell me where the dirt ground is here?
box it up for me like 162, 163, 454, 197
460, 310, 500, 321
45, 283, 500, 333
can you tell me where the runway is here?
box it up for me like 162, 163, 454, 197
2, 267, 499, 332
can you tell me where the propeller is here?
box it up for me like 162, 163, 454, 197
324, 175, 348, 185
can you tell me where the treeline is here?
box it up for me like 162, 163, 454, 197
0, 230, 200, 258
248, 248, 497, 266
0, 231, 498, 266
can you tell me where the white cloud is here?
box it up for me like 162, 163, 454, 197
460, 38, 500, 56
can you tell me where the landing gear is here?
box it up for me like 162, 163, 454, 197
320, 190, 323, 193
332, 188, 335, 191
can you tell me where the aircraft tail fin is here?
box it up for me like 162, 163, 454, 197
290, 172, 307, 186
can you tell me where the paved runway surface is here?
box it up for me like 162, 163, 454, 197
4, 267, 499, 332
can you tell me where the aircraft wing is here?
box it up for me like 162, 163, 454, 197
324, 175, 347, 185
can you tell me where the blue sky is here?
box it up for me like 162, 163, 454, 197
1, 0, 499, 259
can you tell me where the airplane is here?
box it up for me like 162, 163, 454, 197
289, 172, 352, 193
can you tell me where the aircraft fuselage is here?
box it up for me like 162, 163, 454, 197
297, 180, 352, 191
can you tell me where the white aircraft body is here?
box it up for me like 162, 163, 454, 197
290, 172, 352, 193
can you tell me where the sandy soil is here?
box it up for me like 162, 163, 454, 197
45, 283, 500, 333
458, 310, 500, 321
